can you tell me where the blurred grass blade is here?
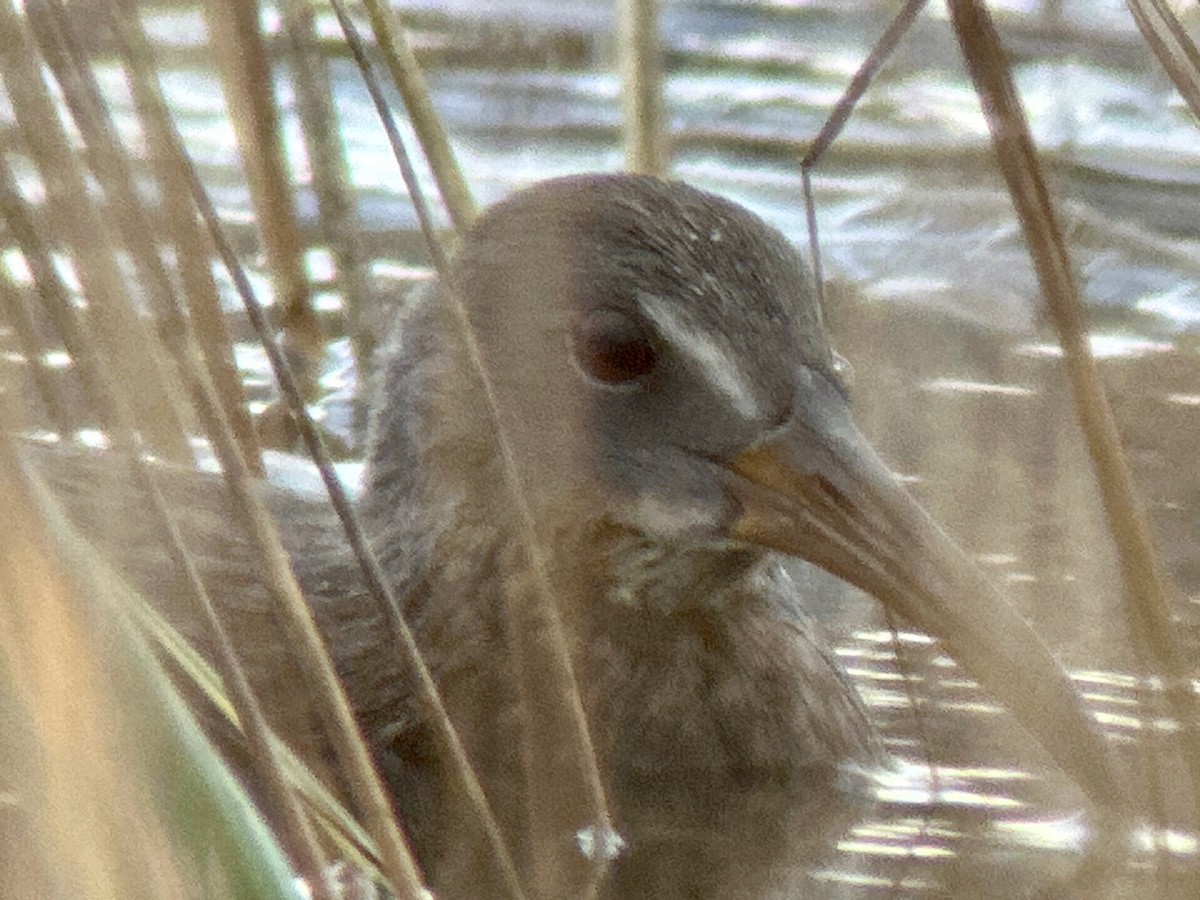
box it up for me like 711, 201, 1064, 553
0, 441, 297, 900
0, 0, 193, 462
1127, 0, 1200, 121
28, 0, 264, 473
135, 597, 387, 883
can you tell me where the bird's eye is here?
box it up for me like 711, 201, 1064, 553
572, 308, 658, 385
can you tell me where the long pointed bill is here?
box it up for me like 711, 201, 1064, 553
724, 374, 1121, 811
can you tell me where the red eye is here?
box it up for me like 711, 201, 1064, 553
573, 308, 658, 385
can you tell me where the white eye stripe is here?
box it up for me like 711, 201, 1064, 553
637, 293, 763, 421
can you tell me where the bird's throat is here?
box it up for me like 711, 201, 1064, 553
581, 523, 763, 614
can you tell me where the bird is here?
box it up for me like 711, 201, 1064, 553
31, 173, 1118, 898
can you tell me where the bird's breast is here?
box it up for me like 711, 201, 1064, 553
576, 591, 879, 799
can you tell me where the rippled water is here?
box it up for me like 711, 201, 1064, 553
6, 0, 1200, 896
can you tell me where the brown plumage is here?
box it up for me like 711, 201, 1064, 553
33, 174, 1115, 898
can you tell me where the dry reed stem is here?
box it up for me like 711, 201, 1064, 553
29, 0, 263, 474
0, 435, 189, 900
166, 341, 339, 900
800, 0, 926, 309
0, 155, 130, 440
796, 0, 1167, 817
1128, 0, 1200, 121
2, 424, 308, 900
1, 7, 332, 874
334, 3, 617, 893
279, 0, 375, 383
106, 7, 433, 895
174, 286, 433, 899
617, 0, 667, 176
363, 0, 478, 231
0, 278, 69, 432
114, 9, 264, 472
135, 599, 387, 881
329, 0, 452, 275
948, 0, 1198, 819
205, 0, 324, 393
0, 2, 192, 461
285, 4, 537, 895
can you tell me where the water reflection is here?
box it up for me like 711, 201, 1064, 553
812, 617, 1200, 896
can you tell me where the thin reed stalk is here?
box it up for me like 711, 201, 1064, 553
108, 5, 433, 896
362, 0, 477, 231
0, 156, 130, 441
0, 1, 192, 460
617, 0, 667, 176
114, 5, 264, 472
279, 0, 375, 390
0, 278, 68, 432
0, 427, 299, 900
27, 0, 262, 472
800, 0, 927, 309
1127, 0, 1200, 121
333, 4, 618, 894
134, 598, 387, 881
204, 0, 323, 397
0, 32, 332, 879
948, 0, 1198, 821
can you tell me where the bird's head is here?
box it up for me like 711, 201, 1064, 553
372, 173, 1119, 810
441, 175, 839, 551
